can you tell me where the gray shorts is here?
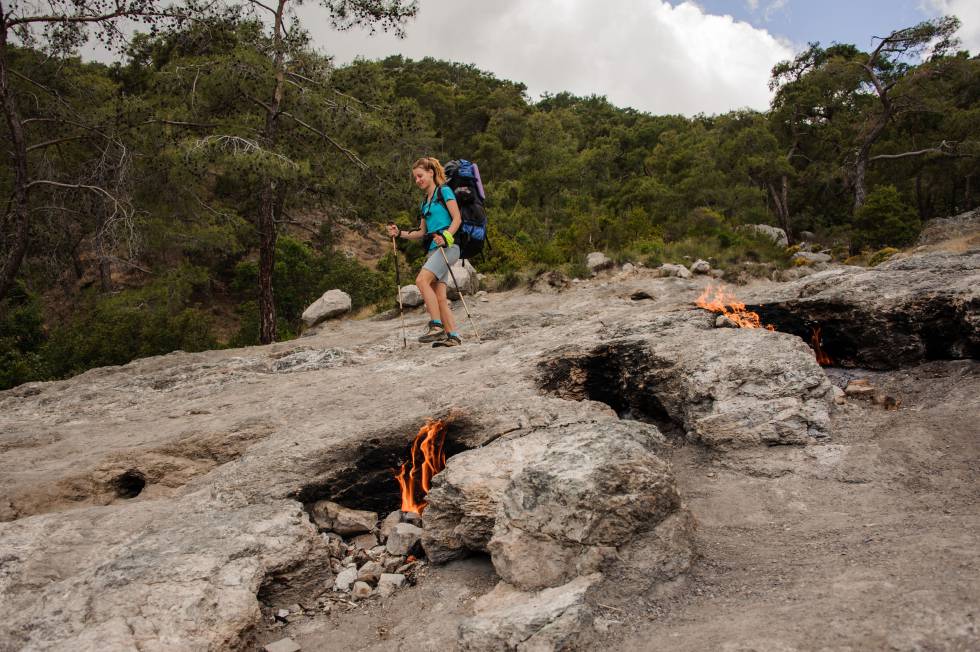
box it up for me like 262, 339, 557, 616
422, 245, 460, 284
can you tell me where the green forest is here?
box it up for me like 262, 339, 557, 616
1, 1, 977, 389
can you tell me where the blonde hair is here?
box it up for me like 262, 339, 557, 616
411, 157, 446, 186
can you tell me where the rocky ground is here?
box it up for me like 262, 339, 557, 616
1, 219, 977, 651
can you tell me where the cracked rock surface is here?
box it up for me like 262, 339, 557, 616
0, 245, 977, 650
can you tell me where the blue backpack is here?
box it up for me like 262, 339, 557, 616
440, 159, 490, 260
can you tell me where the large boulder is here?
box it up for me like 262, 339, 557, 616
741, 223, 788, 247
538, 320, 834, 448
489, 422, 680, 590
917, 208, 979, 246
423, 420, 690, 592
301, 289, 351, 326
399, 284, 424, 307
586, 252, 614, 274
690, 259, 711, 274
446, 260, 479, 300
752, 250, 980, 369
658, 263, 692, 279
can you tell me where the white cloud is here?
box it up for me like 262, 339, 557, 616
295, 0, 795, 116
922, 0, 980, 53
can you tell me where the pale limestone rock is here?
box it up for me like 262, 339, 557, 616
457, 574, 600, 652
301, 289, 351, 326
308, 501, 377, 536
386, 523, 423, 556
399, 284, 424, 307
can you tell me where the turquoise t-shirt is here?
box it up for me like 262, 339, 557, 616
420, 185, 456, 250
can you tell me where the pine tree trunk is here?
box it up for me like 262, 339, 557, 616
256, 0, 289, 344
258, 184, 277, 344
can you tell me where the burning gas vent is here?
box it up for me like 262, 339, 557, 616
395, 420, 448, 515
294, 419, 467, 517
697, 284, 834, 366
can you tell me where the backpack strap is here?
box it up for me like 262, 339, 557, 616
435, 184, 449, 210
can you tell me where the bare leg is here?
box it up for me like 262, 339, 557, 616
435, 282, 457, 333
416, 269, 440, 322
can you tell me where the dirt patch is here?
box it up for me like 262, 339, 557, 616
577, 360, 980, 650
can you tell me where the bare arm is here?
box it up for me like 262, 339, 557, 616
388, 218, 427, 240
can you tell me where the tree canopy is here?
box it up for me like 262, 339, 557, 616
1, 7, 977, 388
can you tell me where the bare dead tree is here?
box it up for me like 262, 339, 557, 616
0, 0, 190, 305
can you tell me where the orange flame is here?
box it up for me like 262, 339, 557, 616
394, 419, 448, 515
695, 284, 775, 330
811, 326, 833, 366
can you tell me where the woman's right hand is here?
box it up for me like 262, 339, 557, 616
386, 223, 399, 238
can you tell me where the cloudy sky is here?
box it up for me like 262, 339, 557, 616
292, 0, 978, 116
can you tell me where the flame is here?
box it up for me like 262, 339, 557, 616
394, 419, 448, 515
810, 326, 833, 366
695, 284, 775, 330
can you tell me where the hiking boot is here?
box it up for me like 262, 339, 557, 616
418, 321, 446, 343
432, 334, 462, 348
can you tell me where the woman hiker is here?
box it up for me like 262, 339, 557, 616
387, 157, 463, 347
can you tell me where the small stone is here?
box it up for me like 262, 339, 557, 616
370, 545, 387, 556
381, 554, 401, 571
378, 573, 406, 597
622, 263, 635, 274
845, 379, 875, 398
357, 560, 383, 584
287, 603, 302, 614
351, 532, 378, 550
871, 392, 901, 410
715, 315, 737, 328
322, 533, 345, 558
334, 566, 357, 592
275, 609, 290, 621
832, 386, 846, 405
263, 638, 301, 652
351, 581, 373, 600
386, 523, 424, 556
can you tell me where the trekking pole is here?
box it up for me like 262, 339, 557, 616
438, 246, 481, 342
390, 232, 408, 349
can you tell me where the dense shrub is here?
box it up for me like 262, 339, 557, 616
230, 236, 390, 345
0, 284, 46, 390
852, 186, 921, 252
42, 265, 216, 379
